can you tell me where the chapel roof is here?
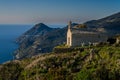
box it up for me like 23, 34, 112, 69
71, 27, 98, 34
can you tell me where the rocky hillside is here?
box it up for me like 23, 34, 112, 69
85, 12, 120, 35
15, 23, 68, 59
1, 43, 120, 80
15, 12, 120, 59
15, 23, 77, 59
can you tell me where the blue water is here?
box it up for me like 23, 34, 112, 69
0, 25, 32, 64
0, 24, 64, 64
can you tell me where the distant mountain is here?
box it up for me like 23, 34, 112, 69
15, 12, 120, 59
15, 23, 67, 59
85, 12, 120, 35
16, 23, 53, 44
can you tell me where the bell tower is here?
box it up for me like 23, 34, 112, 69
68, 20, 72, 29
67, 21, 72, 47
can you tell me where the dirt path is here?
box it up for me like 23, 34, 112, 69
25, 54, 55, 69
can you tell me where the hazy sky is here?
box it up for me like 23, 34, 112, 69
0, 0, 119, 24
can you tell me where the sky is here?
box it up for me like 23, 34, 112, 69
0, 0, 119, 25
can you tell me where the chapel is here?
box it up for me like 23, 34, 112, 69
67, 21, 108, 47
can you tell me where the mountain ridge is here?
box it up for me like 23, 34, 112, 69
84, 12, 120, 36
15, 23, 67, 59
15, 12, 120, 59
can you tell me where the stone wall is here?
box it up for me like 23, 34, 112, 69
72, 33, 108, 47
53, 47, 84, 53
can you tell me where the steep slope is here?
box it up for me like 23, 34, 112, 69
15, 12, 120, 59
85, 12, 120, 35
1, 44, 120, 80
16, 23, 53, 44
15, 23, 67, 59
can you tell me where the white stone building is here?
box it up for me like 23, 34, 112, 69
67, 21, 108, 47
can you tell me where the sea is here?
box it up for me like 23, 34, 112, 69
0, 24, 65, 64
0, 25, 33, 64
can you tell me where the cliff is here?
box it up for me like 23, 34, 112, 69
15, 23, 67, 59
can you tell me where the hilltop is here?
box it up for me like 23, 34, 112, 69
0, 43, 120, 80
15, 12, 120, 59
